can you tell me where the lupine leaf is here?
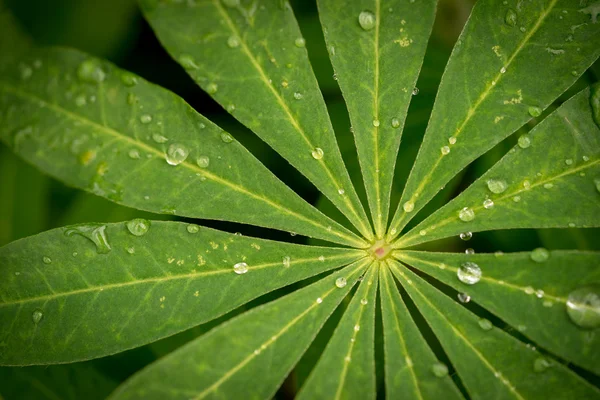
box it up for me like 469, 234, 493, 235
139, 0, 374, 240
0, 221, 363, 365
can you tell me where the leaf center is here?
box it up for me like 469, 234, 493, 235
369, 239, 392, 260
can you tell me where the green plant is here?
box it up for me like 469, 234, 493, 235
1, 0, 600, 398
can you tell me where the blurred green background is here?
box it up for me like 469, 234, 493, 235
1, 0, 599, 398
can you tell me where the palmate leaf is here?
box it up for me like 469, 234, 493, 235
396, 86, 600, 248
0, 221, 362, 365
387, 0, 600, 240
0, 47, 365, 248
139, 0, 374, 240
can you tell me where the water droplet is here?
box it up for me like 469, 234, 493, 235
412, 87, 419, 96
458, 292, 471, 303
227, 35, 240, 48
140, 114, 152, 124
282, 256, 291, 268
500, 66, 507, 74
530, 247, 549, 263
219, 132, 234, 143
152, 134, 168, 143
565, 158, 574, 166
431, 362, 449, 377
311, 147, 324, 160
505, 9, 517, 26
75, 95, 87, 107
42, 256, 52, 264
338, 188, 345, 195
316, 297, 323, 304
293, 92, 303, 100
441, 145, 450, 155
528, 106, 542, 117
372, 119, 380, 127
187, 224, 199, 234
121, 73, 138, 87
389, 117, 401, 128
458, 207, 475, 222
535, 289, 545, 298
513, 195, 521, 202
126, 149, 140, 160
32, 309, 44, 324
533, 357, 553, 373
457, 261, 481, 285
166, 143, 189, 166
543, 183, 554, 189
486, 178, 508, 194
360, 298, 368, 305
566, 284, 600, 328
358, 10, 376, 31
518, 135, 531, 149
126, 218, 150, 236
483, 199, 494, 209
448, 136, 457, 145
460, 231, 472, 241
354, 324, 360, 332
179, 54, 199, 69
294, 37, 306, 48
318, 255, 325, 262
478, 318, 493, 330
227, 104, 235, 112
403, 201, 415, 213
465, 248, 475, 255
419, 230, 427, 236
77, 59, 106, 84
233, 262, 248, 275
206, 82, 218, 94
196, 155, 210, 168
335, 277, 347, 288
65, 224, 111, 254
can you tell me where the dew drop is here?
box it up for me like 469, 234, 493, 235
126, 218, 150, 236
75, 95, 87, 107
360, 298, 368, 305
65, 224, 111, 254
505, 9, 517, 26
32, 309, 44, 324
458, 207, 475, 222
460, 231, 472, 241
457, 261, 481, 285
457, 292, 471, 303
140, 114, 152, 124
441, 145, 450, 155
152, 133, 168, 143
42, 256, 52, 264
335, 277, 347, 288
77, 59, 106, 84
338, 188, 345, 195
372, 119, 380, 127
187, 224, 199, 234
483, 199, 494, 209
354, 324, 360, 332
533, 357, 553, 373
390, 117, 400, 128
282, 256, 291, 268
403, 201, 415, 213
412, 87, 419, 96
448, 136, 457, 145
316, 297, 323, 304
233, 262, 249, 275
431, 362, 449, 377
358, 10, 376, 31
311, 147, 324, 160
478, 318, 493, 330
206, 82, 218, 94
528, 106, 542, 117
517, 135, 531, 149
166, 143, 189, 166
530, 247, 549, 263
465, 248, 475, 255
121, 73, 138, 87
128, 149, 140, 159
227, 35, 240, 48
565, 158, 574, 166
220, 132, 234, 143
543, 183, 554, 189
566, 284, 600, 328
196, 155, 210, 168
295, 37, 306, 48
486, 178, 507, 194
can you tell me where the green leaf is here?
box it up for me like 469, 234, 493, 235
387, 0, 600, 240
139, 0, 374, 240
297, 263, 379, 400
379, 264, 463, 400
317, 0, 437, 237
389, 260, 600, 400
396, 87, 600, 248
394, 250, 600, 375
0, 47, 365, 247
0, 221, 363, 365
0, 363, 116, 400
109, 259, 371, 400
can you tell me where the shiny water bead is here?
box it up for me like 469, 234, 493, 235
65, 224, 112, 254
505, 8, 517, 26
32, 309, 44, 324
196, 155, 210, 168
457, 292, 471, 303
566, 284, 600, 328
282, 256, 291, 268
565, 158, 574, 166
233, 262, 248, 275
478, 318, 493, 330
121, 73, 138, 86
391, 118, 400, 128
372, 119, 380, 127
448, 136, 457, 145
294, 37, 306, 48
335, 277, 347, 288
354, 324, 360, 332
412, 87, 419, 95
486, 179, 508, 194
166, 143, 189, 165
77, 59, 106, 83
458, 207, 475, 222
403, 201, 415, 213
518, 135, 531, 149
152, 134, 168, 143
316, 297, 323, 304
441, 145, 450, 155
528, 106, 542, 117
483, 199, 494, 209
358, 10, 376, 30
459, 231, 472, 241
293, 92, 303, 100
533, 357, 553, 373
431, 362, 449, 377
126, 218, 150, 236
465, 248, 475, 255
457, 261, 481, 285
128, 149, 140, 159
140, 114, 152, 124
360, 298, 368, 305
42, 256, 52, 264
311, 147, 324, 160
530, 247, 549, 263
338, 188, 345, 195
187, 224, 199, 234
206, 82, 218, 94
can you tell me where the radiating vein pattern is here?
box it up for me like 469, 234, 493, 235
318, 0, 437, 238
139, 0, 373, 240
396, 87, 600, 248
388, 0, 600, 240
0, 221, 364, 365
0, 47, 366, 247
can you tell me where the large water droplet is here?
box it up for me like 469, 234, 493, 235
566, 284, 600, 329
65, 224, 111, 254
457, 261, 481, 285
459, 231, 472, 241
530, 247, 549, 263
505, 9, 517, 26
358, 10, 376, 31
403, 201, 414, 213
32, 309, 44, 324
77, 59, 106, 84
311, 147, 324, 160
166, 143, 189, 166
458, 207, 475, 222
335, 277, 347, 288
233, 262, 248, 275
518, 135, 531, 149
486, 178, 508, 194
431, 362, 449, 377
126, 219, 150, 236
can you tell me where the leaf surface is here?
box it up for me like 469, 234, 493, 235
396, 87, 600, 247
387, 0, 600, 240
0, 47, 365, 247
389, 260, 600, 400
317, 0, 437, 237
109, 259, 371, 400
394, 250, 600, 375
0, 221, 363, 365
139, 0, 373, 240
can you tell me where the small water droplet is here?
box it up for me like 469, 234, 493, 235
196, 155, 210, 168
535, 289, 545, 298
500, 66, 507, 74
566, 284, 600, 328
233, 262, 248, 275
372, 119, 380, 127
528, 106, 542, 117
518, 135, 531, 149
458, 207, 475, 222
448, 136, 457, 145
390, 118, 401, 128
338, 188, 345, 195
530, 247, 549, 263
282, 256, 291, 268
505, 9, 517, 26
140, 114, 152, 124
457, 261, 481, 285
412, 87, 419, 96
152, 134, 168, 144
121, 73, 138, 87
311, 147, 324, 160
126, 219, 150, 236
227, 35, 240, 48
458, 292, 471, 303
483, 199, 494, 209
465, 248, 475, 255
513, 195, 521, 202
403, 201, 415, 213
543, 183, 554, 189
77, 59, 106, 84
42, 256, 52, 264
460, 231, 472, 241
65, 224, 111, 254
431, 362, 449, 377
294, 37, 306, 48
565, 158, 574, 166
533, 357, 553, 373
206, 82, 218, 94
419, 230, 427, 236
75, 95, 87, 107
360, 298, 368, 305
441, 145, 450, 155
179, 54, 199, 69
32, 309, 44, 324
316, 297, 323, 304
220, 132, 234, 143
354, 324, 360, 332
335, 277, 347, 288
166, 143, 189, 166
187, 224, 199, 234
478, 318, 493, 330
358, 10, 376, 30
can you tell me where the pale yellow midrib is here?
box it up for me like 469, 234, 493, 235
387, 0, 559, 239
0, 82, 364, 247
212, 0, 373, 241
370, 0, 383, 238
